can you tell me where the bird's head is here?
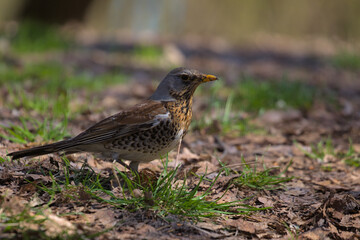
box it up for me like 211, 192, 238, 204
150, 67, 218, 102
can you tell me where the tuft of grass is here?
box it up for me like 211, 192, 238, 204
10, 20, 71, 53
331, 51, 360, 71
33, 156, 266, 221
343, 140, 360, 167
298, 138, 335, 162
86, 156, 265, 219
344, 158, 360, 168
233, 157, 293, 190
7, 85, 70, 118
14, 157, 268, 237
1, 61, 127, 145
297, 138, 360, 167
0, 116, 69, 144
297, 138, 339, 171
1, 77, 71, 145
37, 157, 99, 206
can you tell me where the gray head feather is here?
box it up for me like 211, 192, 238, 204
149, 67, 200, 102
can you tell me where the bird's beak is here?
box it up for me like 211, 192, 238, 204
201, 74, 218, 83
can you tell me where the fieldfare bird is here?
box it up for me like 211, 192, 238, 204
7, 67, 218, 172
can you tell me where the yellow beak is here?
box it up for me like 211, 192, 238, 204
202, 74, 218, 82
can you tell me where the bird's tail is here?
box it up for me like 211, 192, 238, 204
7, 140, 74, 160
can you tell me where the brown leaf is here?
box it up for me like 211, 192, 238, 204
300, 227, 328, 240
257, 196, 274, 208
196, 161, 218, 175
94, 208, 117, 228
179, 147, 200, 163
19, 182, 38, 193
224, 218, 267, 234
78, 186, 92, 201
42, 210, 76, 237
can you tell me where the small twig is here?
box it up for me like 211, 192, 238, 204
174, 137, 182, 169
112, 160, 121, 186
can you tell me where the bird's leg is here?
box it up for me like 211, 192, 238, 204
174, 138, 182, 169
129, 161, 139, 173
113, 152, 139, 175
115, 159, 139, 178
116, 159, 133, 172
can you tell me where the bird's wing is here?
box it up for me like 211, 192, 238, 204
70, 100, 169, 145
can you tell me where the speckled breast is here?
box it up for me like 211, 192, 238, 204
104, 118, 184, 161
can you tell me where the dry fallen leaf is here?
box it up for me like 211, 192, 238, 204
94, 208, 117, 228
42, 210, 76, 237
257, 196, 274, 208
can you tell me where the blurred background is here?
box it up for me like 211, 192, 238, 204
1, 0, 360, 42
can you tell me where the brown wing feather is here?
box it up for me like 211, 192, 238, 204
70, 100, 168, 145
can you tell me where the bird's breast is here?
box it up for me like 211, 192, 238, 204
164, 98, 193, 131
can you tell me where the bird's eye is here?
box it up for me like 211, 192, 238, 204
181, 74, 189, 81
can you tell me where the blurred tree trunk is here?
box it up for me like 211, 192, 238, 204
19, 0, 94, 24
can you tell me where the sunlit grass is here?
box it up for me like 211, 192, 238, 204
235, 78, 317, 112
1, 82, 70, 144
297, 138, 360, 168
193, 82, 265, 136
195, 76, 336, 137
93, 157, 265, 219
7, 85, 70, 118
1, 155, 270, 238
1, 61, 127, 130
0, 116, 69, 144
35, 156, 266, 220
298, 138, 335, 162
203, 76, 335, 113
342, 140, 360, 168
232, 157, 293, 190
